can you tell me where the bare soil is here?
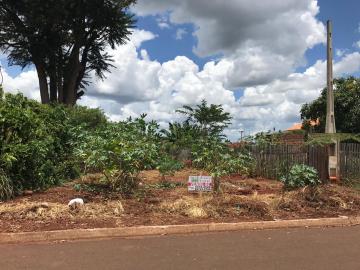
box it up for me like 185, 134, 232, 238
1, 169, 359, 233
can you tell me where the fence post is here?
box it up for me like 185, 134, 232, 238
286, 144, 289, 182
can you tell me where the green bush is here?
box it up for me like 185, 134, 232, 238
0, 170, 13, 201
230, 152, 256, 176
192, 137, 255, 192
157, 156, 184, 181
75, 115, 161, 195
66, 106, 107, 130
0, 93, 106, 195
281, 164, 321, 189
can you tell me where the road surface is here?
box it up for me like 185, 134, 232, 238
0, 226, 359, 270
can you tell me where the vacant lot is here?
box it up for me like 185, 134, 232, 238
1, 169, 359, 233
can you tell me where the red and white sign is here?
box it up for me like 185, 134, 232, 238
188, 176, 212, 192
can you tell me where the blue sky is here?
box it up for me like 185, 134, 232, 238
135, 0, 360, 72
133, 0, 360, 104
306, 0, 360, 70
2, 0, 360, 140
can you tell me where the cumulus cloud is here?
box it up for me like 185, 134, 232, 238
236, 51, 360, 133
1, 69, 40, 100
86, 30, 162, 104
134, 0, 326, 88
354, 40, 360, 49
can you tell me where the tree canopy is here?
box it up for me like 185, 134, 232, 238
301, 77, 360, 133
0, 0, 136, 105
176, 100, 232, 137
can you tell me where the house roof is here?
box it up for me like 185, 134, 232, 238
287, 119, 319, 131
287, 123, 303, 131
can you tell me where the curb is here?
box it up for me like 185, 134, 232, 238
1, 216, 359, 244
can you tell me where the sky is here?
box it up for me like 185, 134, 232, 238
1, 0, 360, 141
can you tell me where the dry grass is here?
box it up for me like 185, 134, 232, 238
274, 185, 360, 213
159, 195, 212, 218
158, 193, 276, 219
0, 200, 125, 220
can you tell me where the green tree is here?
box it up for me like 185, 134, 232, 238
176, 100, 232, 137
0, 0, 136, 105
301, 77, 360, 133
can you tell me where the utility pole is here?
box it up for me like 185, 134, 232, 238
325, 20, 336, 134
325, 20, 340, 182
240, 130, 244, 141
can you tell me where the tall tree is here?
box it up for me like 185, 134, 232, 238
301, 77, 360, 133
0, 0, 136, 105
176, 100, 232, 137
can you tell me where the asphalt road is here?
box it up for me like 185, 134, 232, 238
1, 226, 359, 270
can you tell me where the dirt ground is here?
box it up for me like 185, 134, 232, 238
1, 169, 360, 233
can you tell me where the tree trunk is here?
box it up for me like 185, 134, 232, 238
58, 77, 64, 104
49, 55, 58, 103
63, 46, 81, 106
35, 63, 50, 104
49, 72, 58, 103
63, 68, 80, 106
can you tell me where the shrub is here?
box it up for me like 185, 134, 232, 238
0, 170, 13, 201
157, 156, 184, 181
281, 164, 321, 189
192, 137, 255, 192
66, 106, 107, 130
75, 116, 161, 195
0, 93, 103, 194
229, 152, 256, 176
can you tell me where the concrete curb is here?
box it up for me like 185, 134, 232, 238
1, 216, 359, 244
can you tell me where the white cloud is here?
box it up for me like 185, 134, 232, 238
354, 40, 360, 49
175, 28, 187, 40
336, 49, 346, 57
156, 14, 170, 29
134, 0, 326, 88
1, 69, 40, 100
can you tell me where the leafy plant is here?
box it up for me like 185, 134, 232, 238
0, 93, 105, 195
161, 121, 200, 160
75, 115, 161, 195
281, 164, 321, 189
157, 156, 184, 181
0, 170, 13, 201
192, 137, 254, 192
229, 152, 256, 176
